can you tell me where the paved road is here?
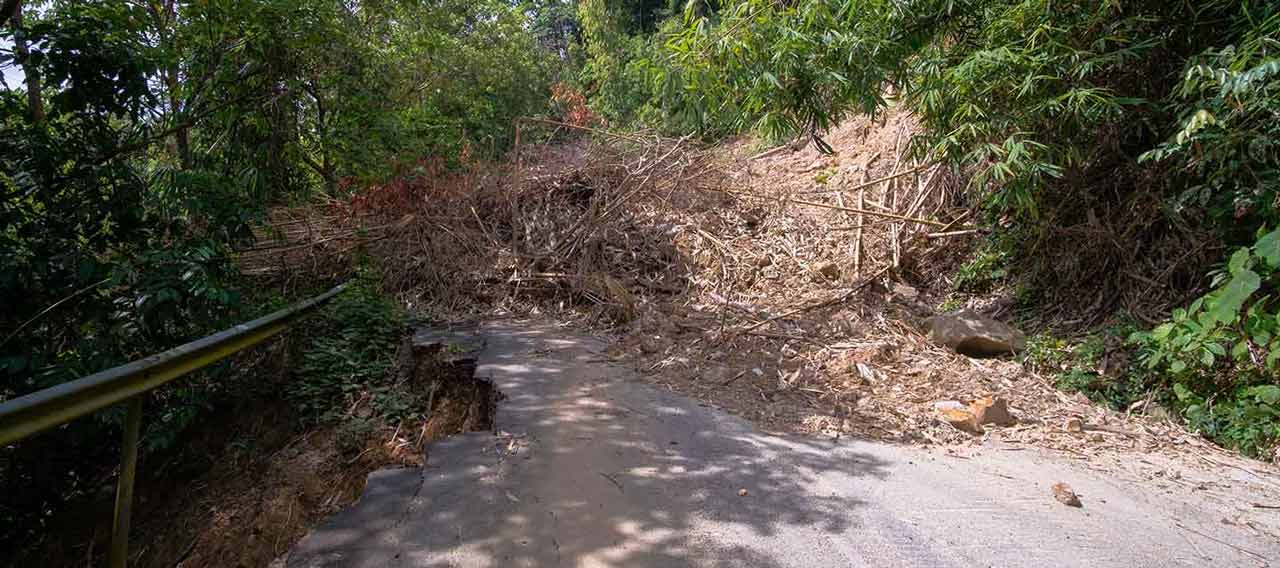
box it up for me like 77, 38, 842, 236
287, 321, 1278, 567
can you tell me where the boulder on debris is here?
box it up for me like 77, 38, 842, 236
969, 396, 1016, 426
927, 310, 1026, 357
938, 407, 983, 434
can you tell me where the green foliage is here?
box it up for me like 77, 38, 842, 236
570, 0, 1279, 461
336, 0, 554, 175
1131, 228, 1280, 457
903, 0, 1170, 215
0, 0, 558, 418
290, 272, 409, 424
1170, 381, 1280, 458
521, 0, 582, 60
30, 1, 159, 119
626, 0, 1274, 221
1026, 328, 1147, 411
577, 0, 661, 126
1, 2, 562, 545
655, 1, 912, 142
953, 241, 1011, 294
1133, 230, 1280, 376
1141, 14, 1280, 232
1022, 333, 1072, 373
1022, 229, 1280, 458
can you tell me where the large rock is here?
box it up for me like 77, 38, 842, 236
969, 396, 1016, 426
937, 407, 983, 434
928, 310, 1025, 357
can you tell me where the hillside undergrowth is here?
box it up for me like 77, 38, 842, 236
570, 0, 1280, 459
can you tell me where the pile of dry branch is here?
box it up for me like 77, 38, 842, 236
240, 111, 1275, 487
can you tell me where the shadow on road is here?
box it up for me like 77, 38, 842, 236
288, 322, 893, 567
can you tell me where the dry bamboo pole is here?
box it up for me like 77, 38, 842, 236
855, 169, 867, 277
712, 191, 952, 228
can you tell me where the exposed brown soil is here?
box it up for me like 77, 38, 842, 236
14, 334, 497, 568
246, 110, 1274, 469
230, 108, 1280, 540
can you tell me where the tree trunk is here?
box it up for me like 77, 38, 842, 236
11, 2, 45, 124
166, 0, 191, 168
315, 89, 335, 192
300, 152, 336, 191
152, 0, 191, 168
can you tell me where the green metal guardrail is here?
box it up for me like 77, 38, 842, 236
0, 282, 348, 567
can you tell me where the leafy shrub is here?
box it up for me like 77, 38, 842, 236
953, 242, 1011, 294
0, 0, 560, 551
577, 0, 664, 127
600, 0, 1277, 461
643, 2, 909, 141
1025, 328, 1147, 411
290, 271, 408, 424
1141, 15, 1280, 234
1131, 228, 1280, 457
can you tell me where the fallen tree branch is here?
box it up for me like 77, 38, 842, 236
844, 164, 930, 195
710, 185, 956, 228
748, 144, 791, 161
926, 229, 983, 239
514, 117, 646, 143
736, 266, 891, 334
782, 196, 952, 228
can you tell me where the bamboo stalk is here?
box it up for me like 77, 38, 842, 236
926, 229, 983, 238
773, 196, 952, 228
513, 116, 645, 143
854, 170, 866, 277
844, 164, 927, 195
888, 174, 900, 268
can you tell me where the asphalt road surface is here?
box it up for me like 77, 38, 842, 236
286, 321, 1278, 567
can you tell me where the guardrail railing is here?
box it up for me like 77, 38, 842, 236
0, 282, 348, 567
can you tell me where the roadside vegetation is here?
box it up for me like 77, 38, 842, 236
0, 0, 557, 556
569, 0, 1279, 459
2, 0, 1278, 562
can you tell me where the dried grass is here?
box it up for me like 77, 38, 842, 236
241, 110, 1279, 499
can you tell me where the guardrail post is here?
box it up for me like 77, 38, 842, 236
109, 396, 143, 568
0, 282, 346, 565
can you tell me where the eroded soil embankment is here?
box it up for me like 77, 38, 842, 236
14, 328, 498, 568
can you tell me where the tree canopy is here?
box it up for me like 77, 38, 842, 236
0, 0, 556, 545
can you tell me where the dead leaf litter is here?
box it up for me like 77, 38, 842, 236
243, 108, 1280, 527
